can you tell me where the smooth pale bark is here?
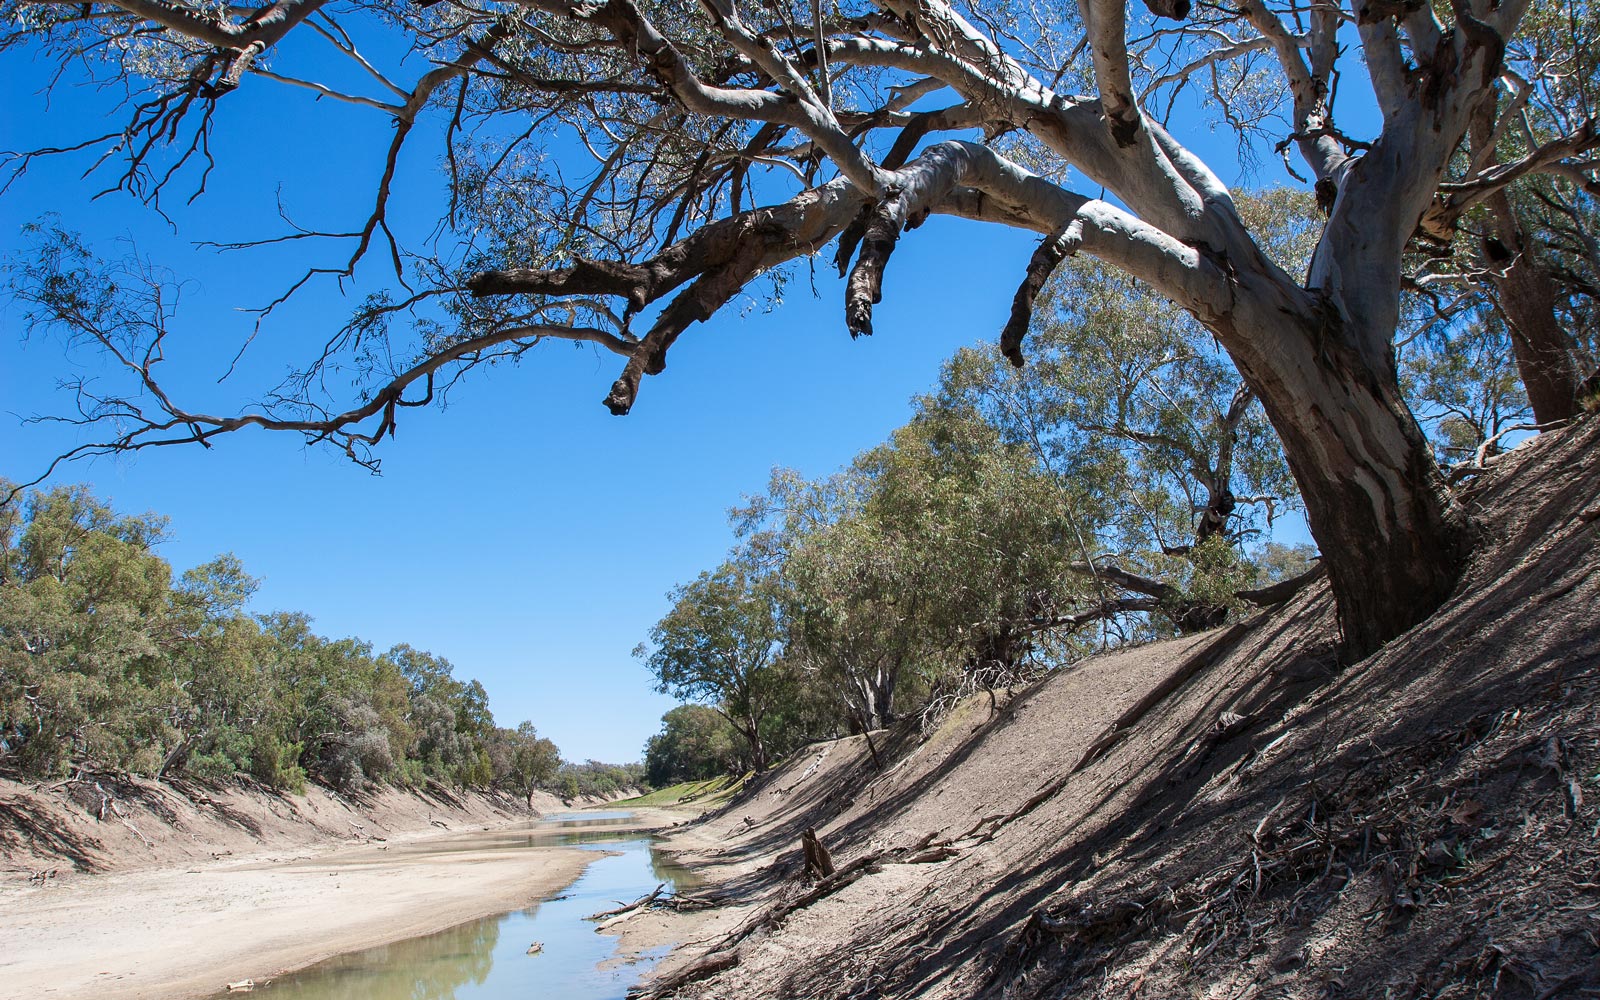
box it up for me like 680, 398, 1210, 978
1220, 279, 1466, 657
852, 666, 897, 733
733, 712, 769, 773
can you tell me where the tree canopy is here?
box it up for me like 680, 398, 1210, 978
638, 560, 788, 770
0, 481, 568, 796
3, 0, 1597, 658
642, 250, 1333, 762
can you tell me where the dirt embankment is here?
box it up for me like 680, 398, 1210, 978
0, 770, 614, 879
620, 417, 1600, 1000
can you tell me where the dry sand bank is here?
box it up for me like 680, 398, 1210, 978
0, 807, 684, 1000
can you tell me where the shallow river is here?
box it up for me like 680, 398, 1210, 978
228, 811, 693, 1000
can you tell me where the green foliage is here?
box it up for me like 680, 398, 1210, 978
1251, 543, 1320, 586
0, 482, 576, 798
250, 734, 307, 793
638, 561, 787, 771
1401, 318, 1531, 464
614, 774, 741, 808
554, 759, 646, 799
634, 192, 1327, 756
940, 257, 1300, 560
488, 721, 561, 800
186, 724, 254, 781
1163, 536, 1255, 623
0, 485, 178, 777
735, 401, 1098, 732
644, 705, 741, 786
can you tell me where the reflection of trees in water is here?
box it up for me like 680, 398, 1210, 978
559, 831, 635, 846
649, 852, 695, 890
265, 917, 500, 1000
252, 839, 684, 1000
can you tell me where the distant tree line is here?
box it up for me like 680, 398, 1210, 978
0, 484, 615, 801
553, 760, 649, 800
643, 706, 741, 787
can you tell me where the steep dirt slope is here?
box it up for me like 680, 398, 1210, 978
0, 771, 613, 881
640, 416, 1600, 1000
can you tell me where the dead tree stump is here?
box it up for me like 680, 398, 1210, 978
801, 827, 835, 879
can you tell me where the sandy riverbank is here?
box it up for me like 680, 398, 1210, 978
0, 809, 685, 1000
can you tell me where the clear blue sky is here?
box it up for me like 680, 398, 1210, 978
0, 21, 1316, 763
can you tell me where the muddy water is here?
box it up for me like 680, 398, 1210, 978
234, 813, 693, 1000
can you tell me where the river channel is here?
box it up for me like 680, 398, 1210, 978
223, 811, 694, 1000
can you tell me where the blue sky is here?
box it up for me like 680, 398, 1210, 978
1, 18, 1318, 763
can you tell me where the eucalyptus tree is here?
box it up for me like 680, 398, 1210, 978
385, 643, 494, 785
734, 469, 908, 730
0, 482, 560, 788
0, 486, 178, 776
850, 404, 1103, 682
638, 560, 787, 771
780, 508, 937, 732
487, 720, 562, 801
1401, 315, 1533, 465
1412, 0, 1600, 423
643, 703, 740, 784
740, 404, 1125, 723
938, 189, 1317, 630
7, 0, 1597, 657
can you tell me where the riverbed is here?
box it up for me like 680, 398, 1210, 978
0, 807, 689, 1000
229, 812, 697, 1000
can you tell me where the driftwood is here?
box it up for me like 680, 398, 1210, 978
586, 884, 665, 921
800, 827, 835, 878
722, 832, 943, 952
902, 844, 962, 865
630, 831, 963, 998
588, 885, 722, 933
92, 782, 154, 848
663, 891, 720, 911
424, 779, 467, 809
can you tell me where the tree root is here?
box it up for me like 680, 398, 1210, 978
629, 947, 741, 999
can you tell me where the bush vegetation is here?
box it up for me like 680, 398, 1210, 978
0, 484, 604, 799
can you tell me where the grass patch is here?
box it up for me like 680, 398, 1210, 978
613, 774, 743, 807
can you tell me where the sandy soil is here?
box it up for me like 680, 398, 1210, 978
0, 809, 684, 1000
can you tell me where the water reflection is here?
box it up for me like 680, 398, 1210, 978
232, 813, 694, 1000
248, 919, 501, 1000
375, 826, 646, 857
542, 811, 635, 824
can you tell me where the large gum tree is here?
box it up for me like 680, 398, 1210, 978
4, 0, 1596, 657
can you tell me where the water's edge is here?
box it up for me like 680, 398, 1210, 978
220, 812, 694, 1000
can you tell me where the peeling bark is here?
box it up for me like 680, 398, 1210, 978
844, 202, 902, 338
1225, 300, 1467, 658
1002, 224, 1081, 366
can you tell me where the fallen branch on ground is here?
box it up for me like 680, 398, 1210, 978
629, 947, 741, 999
